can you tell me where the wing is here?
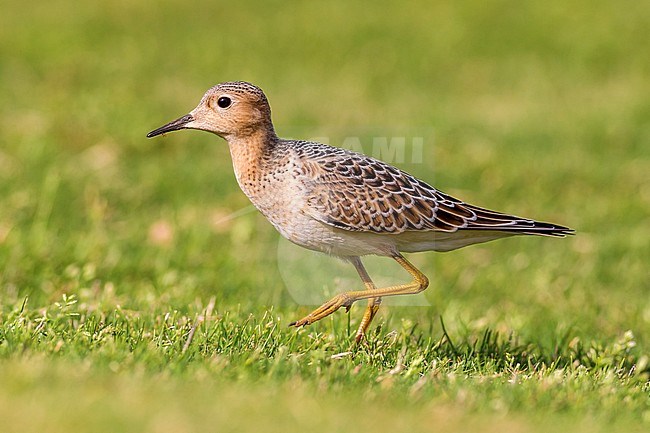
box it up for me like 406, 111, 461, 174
295, 142, 573, 237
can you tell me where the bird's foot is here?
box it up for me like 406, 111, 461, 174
289, 293, 354, 328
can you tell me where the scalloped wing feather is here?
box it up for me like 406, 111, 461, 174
295, 142, 573, 238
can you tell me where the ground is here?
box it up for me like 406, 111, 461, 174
0, 1, 649, 432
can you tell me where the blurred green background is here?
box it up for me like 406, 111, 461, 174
1, 1, 649, 432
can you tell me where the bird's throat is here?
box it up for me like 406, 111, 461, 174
227, 128, 279, 193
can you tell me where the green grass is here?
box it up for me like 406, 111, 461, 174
1, 0, 649, 432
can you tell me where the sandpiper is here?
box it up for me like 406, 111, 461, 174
147, 81, 573, 342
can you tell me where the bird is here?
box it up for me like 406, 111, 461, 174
147, 81, 574, 342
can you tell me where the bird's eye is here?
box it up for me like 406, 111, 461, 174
217, 96, 232, 108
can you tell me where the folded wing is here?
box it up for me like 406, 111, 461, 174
296, 142, 573, 237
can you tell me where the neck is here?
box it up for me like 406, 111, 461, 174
226, 126, 279, 185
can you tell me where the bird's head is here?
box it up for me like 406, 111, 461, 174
147, 81, 274, 141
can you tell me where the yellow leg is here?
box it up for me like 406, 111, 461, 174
356, 297, 382, 343
289, 254, 429, 333
351, 258, 382, 343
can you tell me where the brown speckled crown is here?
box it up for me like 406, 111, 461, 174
204, 81, 269, 105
